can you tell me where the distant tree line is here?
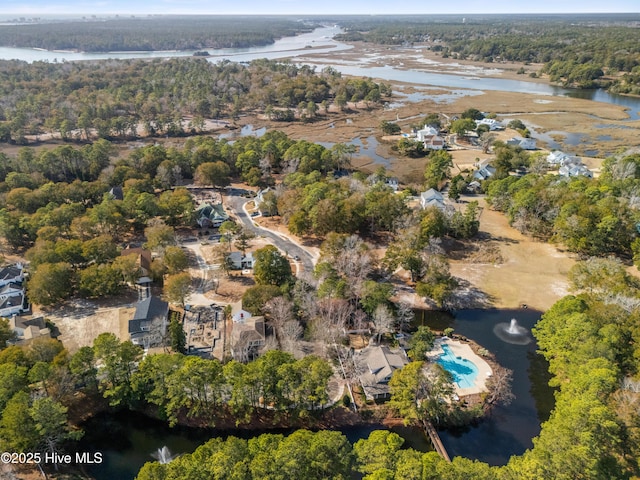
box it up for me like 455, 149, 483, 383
0, 16, 312, 52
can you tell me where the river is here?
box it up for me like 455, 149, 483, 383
2, 25, 639, 120
80, 411, 431, 480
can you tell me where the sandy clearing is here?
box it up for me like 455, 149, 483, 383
449, 198, 576, 311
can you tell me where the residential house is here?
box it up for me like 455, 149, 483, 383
0, 264, 24, 288
385, 177, 400, 192
559, 164, 593, 178
547, 150, 581, 167
473, 159, 497, 181
420, 188, 446, 210
506, 137, 537, 150
196, 203, 229, 228
415, 125, 439, 142
228, 251, 254, 270
424, 135, 445, 150
0, 283, 26, 318
356, 345, 409, 400
128, 296, 169, 348
8, 316, 51, 345
475, 118, 504, 131
230, 315, 266, 362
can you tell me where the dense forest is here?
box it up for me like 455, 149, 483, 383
0, 16, 313, 52
0, 58, 389, 144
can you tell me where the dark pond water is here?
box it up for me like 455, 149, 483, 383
80, 410, 431, 480
414, 308, 555, 466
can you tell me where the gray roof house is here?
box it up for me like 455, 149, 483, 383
231, 316, 266, 362
356, 346, 409, 400
420, 188, 445, 210
506, 137, 537, 150
129, 296, 169, 348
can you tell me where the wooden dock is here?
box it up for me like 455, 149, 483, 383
422, 420, 451, 462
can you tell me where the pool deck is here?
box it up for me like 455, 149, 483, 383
427, 338, 492, 396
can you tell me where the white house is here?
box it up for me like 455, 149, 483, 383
547, 150, 581, 167
385, 177, 400, 192
0, 264, 24, 289
506, 137, 537, 150
424, 135, 445, 151
420, 188, 445, 210
475, 118, 504, 131
0, 283, 26, 318
415, 125, 439, 142
228, 251, 254, 270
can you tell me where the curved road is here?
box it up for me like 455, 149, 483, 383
225, 188, 316, 274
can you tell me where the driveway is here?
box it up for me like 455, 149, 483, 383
225, 188, 316, 274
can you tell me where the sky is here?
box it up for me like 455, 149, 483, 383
3, 0, 639, 16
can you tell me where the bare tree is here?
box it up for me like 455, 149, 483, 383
485, 365, 515, 409
372, 304, 396, 344
396, 300, 415, 335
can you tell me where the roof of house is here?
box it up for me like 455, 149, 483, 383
109, 186, 124, 201
231, 316, 265, 345
0, 282, 23, 295
129, 296, 168, 333
420, 188, 444, 202
0, 292, 23, 312
11, 316, 46, 331
0, 265, 22, 283
357, 346, 409, 397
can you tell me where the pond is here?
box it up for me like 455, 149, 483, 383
80, 410, 431, 480
414, 308, 555, 466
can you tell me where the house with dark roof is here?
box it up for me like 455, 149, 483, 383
0, 264, 24, 288
355, 345, 409, 400
196, 203, 229, 228
128, 296, 169, 348
0, 282, 26, 318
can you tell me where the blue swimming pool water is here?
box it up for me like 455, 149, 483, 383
436, 343, 479, 389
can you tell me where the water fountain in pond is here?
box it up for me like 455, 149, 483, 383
493, 318, 532, 345
152, 446, 177, 464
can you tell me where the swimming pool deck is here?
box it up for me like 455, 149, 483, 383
427, 338, 492, 396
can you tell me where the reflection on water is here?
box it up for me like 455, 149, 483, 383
82, 411, 431, 480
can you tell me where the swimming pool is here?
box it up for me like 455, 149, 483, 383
436, 343, 479, 389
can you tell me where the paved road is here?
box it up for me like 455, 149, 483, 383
226, 188, 316, 274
